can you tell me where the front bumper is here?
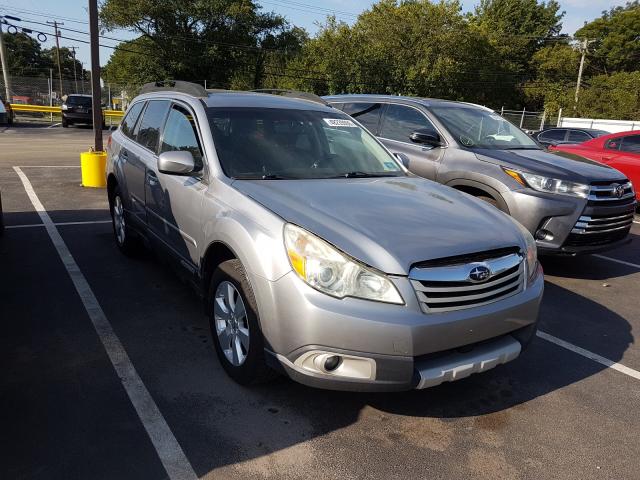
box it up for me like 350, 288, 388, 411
505, 189, 636, 255
255, 264, 543, 392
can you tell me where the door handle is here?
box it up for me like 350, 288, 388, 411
120, 150, 129, 162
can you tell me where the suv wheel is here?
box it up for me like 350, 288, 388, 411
209, 259, 274, 385
110, 186, 140, 256
61, 118, 69, 128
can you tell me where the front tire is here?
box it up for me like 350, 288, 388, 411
61, 117, 69, 128
209, 259, 273, 385
110, 186, 140, 256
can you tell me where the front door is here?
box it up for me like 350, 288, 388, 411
378, 103, 444, 181
145, 103, 206, 267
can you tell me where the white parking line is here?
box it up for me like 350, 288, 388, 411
593, 254, 640, 270
13, 167, 197, 480
537, 331, 640, 381
6, 220, 111, 229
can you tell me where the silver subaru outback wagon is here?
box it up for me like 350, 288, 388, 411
106, 82, 543, 392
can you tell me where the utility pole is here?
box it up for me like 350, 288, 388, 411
574, 39, 594, 114
47, 20, 64, 101
0, 19, 12, 101
88, 0, 103, 151
70, 46, 79, 94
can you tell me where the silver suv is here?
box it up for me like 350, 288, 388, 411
326, 95, 637, 255
106, 82, 543, 392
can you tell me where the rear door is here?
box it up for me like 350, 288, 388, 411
146, 102, 207, 267
378, 103, 444, 180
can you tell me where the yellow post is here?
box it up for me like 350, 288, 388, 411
80, 150, 107, 188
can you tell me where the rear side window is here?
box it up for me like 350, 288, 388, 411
605, 138, 622, 151
341, 103, 383, 134
160, 104, 203, 168
568, 130, 590, 143
120, 102, 144, 139
620, 135, 640, 153
380, 104, 438, 143
136, 100, 171, 152
539, 129, 566, 141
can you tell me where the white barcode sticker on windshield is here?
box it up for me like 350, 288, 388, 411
324, 118, 357, 128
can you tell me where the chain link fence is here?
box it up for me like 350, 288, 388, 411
499, 108, 563, 133
0, 75, 130, 124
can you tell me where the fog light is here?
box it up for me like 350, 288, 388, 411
323, 355, 341, 372
535, 229, 553, 241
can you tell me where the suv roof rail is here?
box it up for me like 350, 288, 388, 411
251, 89, 330, 107
140, 80, 208, 97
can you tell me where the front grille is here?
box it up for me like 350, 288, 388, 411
409, 250, 525, 314
566, 211, 634, 247
587, 181, 635, 206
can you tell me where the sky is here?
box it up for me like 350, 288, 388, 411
0, 0, 630, 70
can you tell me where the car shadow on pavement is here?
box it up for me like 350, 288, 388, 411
1, 208, 634, 478
540, 252, 639, 280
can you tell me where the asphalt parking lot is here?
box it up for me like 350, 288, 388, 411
2, 125, 640, 480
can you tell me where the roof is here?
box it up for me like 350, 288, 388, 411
323, 94, 493, 111
202, 91, 334, 112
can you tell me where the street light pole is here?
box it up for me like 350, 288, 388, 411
0, 19, 12, 101
88, 0, 103, 151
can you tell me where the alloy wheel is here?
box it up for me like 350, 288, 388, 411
214, 281, 250, 366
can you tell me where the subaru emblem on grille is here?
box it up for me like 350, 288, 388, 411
468, 265, 491, 283
612, 183, 625, 198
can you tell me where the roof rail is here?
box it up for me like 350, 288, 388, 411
140, 80, 208, 97
251, 89, 330, 107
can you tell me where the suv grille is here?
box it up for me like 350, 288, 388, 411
587, 181, 635, 206
409, 250, 525, 314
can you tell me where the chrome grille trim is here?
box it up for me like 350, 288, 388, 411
587, 182, 634, 202
409, 252, 525, 314
571, 213, 634, 235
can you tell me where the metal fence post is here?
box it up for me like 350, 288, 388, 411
519, 108, 526, 128
539, 110, 547, 131
556, 108, 563, 127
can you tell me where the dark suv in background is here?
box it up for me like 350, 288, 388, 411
535, 127, 609, 148
61, 94, 103, 128
326, 95, 636, 255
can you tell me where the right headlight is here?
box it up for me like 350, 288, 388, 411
61, 104, 68, 111
503, 168, 589, 198
283, 223, 404, 304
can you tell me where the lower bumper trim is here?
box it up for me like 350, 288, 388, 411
414, 335, 521, 389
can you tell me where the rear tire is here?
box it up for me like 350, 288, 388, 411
208, 259, 274, 385
110, 186, 140, 256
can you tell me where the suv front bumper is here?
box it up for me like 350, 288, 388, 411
256, 265, 543, 392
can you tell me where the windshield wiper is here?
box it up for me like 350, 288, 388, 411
261, 174, 296, 180
329, 171, 401, 178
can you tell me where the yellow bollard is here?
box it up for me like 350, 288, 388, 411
80, 150, 107, 188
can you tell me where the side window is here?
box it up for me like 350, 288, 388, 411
120, 102, 144, 139
341, 103, 383, 134
160, 104, 204, 168
380, 104, 437, 143
136, 100, 171, 152
568, 130, 590, 143
539, 129, 566, 142
620, 135, 640, 153
605, 138, 622, 151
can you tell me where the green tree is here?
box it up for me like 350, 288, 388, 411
100, 0, 303, 88
576, 72, 640, 120
575, 1, 640, 73
2, 32, 51, 77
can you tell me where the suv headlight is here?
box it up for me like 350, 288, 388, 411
284, 224, 404, 304
503, 168, 589, 198
514, 221, 539, 285
61, 104, 68, 111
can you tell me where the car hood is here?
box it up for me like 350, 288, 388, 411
474, 148, 626, 183
232, 177, 526, 275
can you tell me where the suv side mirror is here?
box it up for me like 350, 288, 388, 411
409, 130, 442, 147
158, 151, 195, 175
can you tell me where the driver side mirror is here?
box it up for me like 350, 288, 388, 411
409, 130, 442, 147
158, 150, 195, 175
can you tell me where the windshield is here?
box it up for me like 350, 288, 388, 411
430, 105, 540, 150
66, 96, 92, 107
207, 108, 404, 179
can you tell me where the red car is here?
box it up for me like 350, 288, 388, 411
550, 130, 640, 201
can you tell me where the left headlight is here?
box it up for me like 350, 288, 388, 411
514, 221, 539, 286
61, 104, 68, 111
284, 223, 404, 304
503, 168, 589, 198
